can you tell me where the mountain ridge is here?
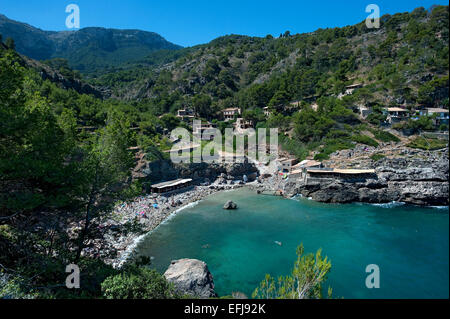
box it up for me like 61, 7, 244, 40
0, 13, 182, 74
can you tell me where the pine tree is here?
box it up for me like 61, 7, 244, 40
74, 111, 135, 262
252, 244, 332, 299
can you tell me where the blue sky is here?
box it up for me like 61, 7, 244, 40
1, 0, 448, 47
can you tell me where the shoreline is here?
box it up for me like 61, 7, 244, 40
100, 179, 448, 269
98, 182, 250, 268
111, 200, 202, 269
98, 148, 448, 268
292, 193, 449, 209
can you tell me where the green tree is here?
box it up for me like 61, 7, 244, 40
159, 113, 181, 131
242, 108, 265, 125
406, 116, 434, 132
74, 111, 135, 262
266, 113, 290, 131
0, 51, 77, 218
253, 244, 332, 299
192, 94, 212, 118
202, 58, 221, 81
293, 108, 335, 143
101, 266, 178, 299
269, 90, 289, 107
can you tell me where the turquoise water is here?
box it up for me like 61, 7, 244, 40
135, 188, 449, 299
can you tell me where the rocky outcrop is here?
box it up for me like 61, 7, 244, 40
163, 259, 217, 298
21, 56, 105, 98
140, 158, 258, 187
285, 149, 449, 206
223, 200, 238, 210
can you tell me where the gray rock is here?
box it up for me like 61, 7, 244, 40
164, 259, 217, 298
223, 200, 238, 210
284, 149, 449, 206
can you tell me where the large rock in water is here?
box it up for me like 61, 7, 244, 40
164, 259, 217, 298
223, 200, 238, 210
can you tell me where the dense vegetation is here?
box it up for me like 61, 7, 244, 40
101, 265, 180, 299
253, 244, 332, 299
0, 5, 449, 299
0, 43, 172, 298
407, 135, 448, 150
89, 6, 448, 160
0, 14, 182, 75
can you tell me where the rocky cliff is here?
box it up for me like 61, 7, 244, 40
139, 157, 258, 187
22, 56, 105, 98
284, 149, 449, 206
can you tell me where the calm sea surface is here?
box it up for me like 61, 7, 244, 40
135, 188, 449, 298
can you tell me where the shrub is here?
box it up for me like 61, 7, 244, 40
366, 107, 387, 125
326, 129, 350, 139
314, 153, 329, 161
351, 134, 379, 147
314, 138, 355, 160
253, 244, 332, 299
370, 154, 385, 161
406, 117, 434, 132
101, 266, 177, 299
280, 134, 308, 160
370, 129, 400, 143
407, 136, 448, 150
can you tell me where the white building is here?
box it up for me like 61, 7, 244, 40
222, 108, 241, 121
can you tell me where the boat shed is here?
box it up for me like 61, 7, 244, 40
151, 178, 193, 194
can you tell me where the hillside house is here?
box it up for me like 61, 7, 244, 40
290, 160, 322, 177
223, 108, 241, 121
305, 168, 376, 182
278, 158, 299, 173
263, 107, 272, 117
345, 83, 363, 95
235, 118, 254, 129
427, 108, 449, 126
177, 109, 195, 121
338, 84, 364, 99
385, 107, 409, 124
358, 105, 372, 118
193, 122, 218, 141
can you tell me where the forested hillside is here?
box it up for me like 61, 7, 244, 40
0, 14, 182, 75
0, 42, 177, 298
92, 6, 448, 110
89, 5, 448, 158
1, 5, 448, 216
1, 6, 448, 214
0, 5, 448, 299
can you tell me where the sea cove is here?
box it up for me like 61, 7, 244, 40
135, 188, 449, 299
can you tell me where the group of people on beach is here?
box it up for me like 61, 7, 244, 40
114, 193, 186, 221
114, 196, 161, 220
